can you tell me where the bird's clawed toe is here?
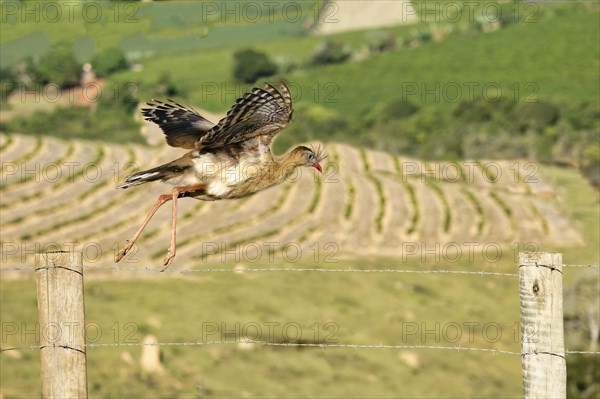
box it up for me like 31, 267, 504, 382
162, 251, 176, 271
115, 243, 133, 263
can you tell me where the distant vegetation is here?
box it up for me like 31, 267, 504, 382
232, 49, 278, 83
311, 40, 352, 65
1, 89, 142, 144
91, 48, 128, 78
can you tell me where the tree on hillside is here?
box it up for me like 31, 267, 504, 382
233, 49, 277, 84
35, 42, 82, 88
91, 47, 128, 77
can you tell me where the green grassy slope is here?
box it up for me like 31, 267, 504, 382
1, 270, 521, 398
106, 7, 598, 114
287, 11, 600, 116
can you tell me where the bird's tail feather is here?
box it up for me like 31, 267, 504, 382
116, 163, 185, 189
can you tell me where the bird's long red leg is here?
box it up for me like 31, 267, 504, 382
115, 193, 172, 263
163, 184, 205, 270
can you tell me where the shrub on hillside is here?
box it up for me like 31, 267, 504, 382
366, 31, 395, 54
581, 142, 600, 187
383, 99, 419, 120
515, 101, 560, 131
154, 72, 186, 99
274, 103, 353, 153
0, 67, 16, 103
91, 48, 128, 77
35, 42, 82, 88
563, 100, 599, 130
453, 96, 515, 124
363, 99, 419, 128
461, 128, 535, 159
232, 49, 277, 84
311, 41, 352, 65
409, 29, 432, 46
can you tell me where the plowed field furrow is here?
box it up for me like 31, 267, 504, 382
0, 134, 38, 165
397, 156, 422, 181
493, 161, 527, 194
479, 191, 514, 242
335, 145, 378, 250
442, 183, 478, 239
16, 167, 146, 241
378, 175, 411, 246
334, 144, 359, 227
368, 149, 396, 174
465, 161, 492, 189
4, 143, 76, 205
413, 183, 444, 241
0, 136, 47, 186
3, 139, 77, 197
530, 198, 583, 245
500, 193, 544, 242
515, 162, 555, 194
1, 145, 135, 233
364, 151, 390, 246
308, 144, 346, 241
346, 174, 378, 249
265, 173, 319, 245
2, 141, 94, 208
0, 134, 13, 153
370, 151, 410, 247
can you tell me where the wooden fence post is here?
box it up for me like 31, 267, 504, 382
35, 251, 88, 398
519, 252, 566, 399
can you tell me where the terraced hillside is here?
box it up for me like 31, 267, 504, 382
0, 133, 582, 269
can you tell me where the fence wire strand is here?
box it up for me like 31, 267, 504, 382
1, 340, 598, 356
1, 265, 519, 277
561, 263, 600, 268
2, 263, 596, 275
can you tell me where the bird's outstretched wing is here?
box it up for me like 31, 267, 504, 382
199, 81, 292, 150
141, 100, 215, 149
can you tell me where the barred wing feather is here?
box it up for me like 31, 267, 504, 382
141, 100, 215, 149
199, 82, 292, 149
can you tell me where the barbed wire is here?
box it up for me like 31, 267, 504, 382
2, 340, 598, 356
2, 262, 596, 275
561, 263, 600, 268
0, 265, 519, 277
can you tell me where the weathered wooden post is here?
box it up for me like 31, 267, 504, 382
35, 251, 88, 398
518, 252, 566, 398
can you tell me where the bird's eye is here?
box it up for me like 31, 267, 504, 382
308, 153, 315, 162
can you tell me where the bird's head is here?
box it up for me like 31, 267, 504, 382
294, 145, 327, 173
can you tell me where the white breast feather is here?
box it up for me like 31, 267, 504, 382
191, 153, 262, 197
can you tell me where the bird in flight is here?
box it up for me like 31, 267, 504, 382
115, 81, 326, 269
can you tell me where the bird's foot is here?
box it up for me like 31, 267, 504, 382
162, 250, 176, 271
115, 241, 133, 263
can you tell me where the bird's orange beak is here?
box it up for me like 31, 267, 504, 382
313, 162, 323, 173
